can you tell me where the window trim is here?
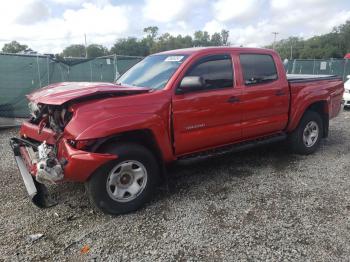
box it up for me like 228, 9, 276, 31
177, 53, 234, 94
239, 53, 279, 86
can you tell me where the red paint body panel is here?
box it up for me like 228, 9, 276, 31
286, 79, 344, 131
57, 139, 117, 182
233, 49, 290, 139
27, 82, 151, 105
20, 122, 57, 145
18, 47, 344, 182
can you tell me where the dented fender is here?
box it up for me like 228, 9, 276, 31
65, 113, 175, 162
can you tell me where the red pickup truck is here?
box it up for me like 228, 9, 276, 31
11, 47, 344, 214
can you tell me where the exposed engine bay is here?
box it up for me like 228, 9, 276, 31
23, 102, 71, 184
28, 102, 73, 133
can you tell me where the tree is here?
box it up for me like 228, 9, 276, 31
61, 44, 86, 57
221, 30, 230, 46
194, 31, 210, 46
210, 33, 222, 46
110, 38, 149, 56
144, 26, 159, 40
265, 20, 350, 59
108, 26, 233, 56
86, 44, 108, 58
144, 26, 159, 52
2, 41, 28, 53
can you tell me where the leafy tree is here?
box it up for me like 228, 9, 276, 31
144, 26, 159, 40
86, 44, 108, 58
266, 20, 350, 59
144, 26, 159, 52
2, 41, 28, 53
110, 38, 149, 56
193, 31, 210, 46
210, 33, 223, 46
221, 30, 230, 46
61, 44, 86, 57
108, 27, 232, 56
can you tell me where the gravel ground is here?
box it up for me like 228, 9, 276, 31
1, 110, 350, 261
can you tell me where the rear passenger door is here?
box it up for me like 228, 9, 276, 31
238, 53, 290, 139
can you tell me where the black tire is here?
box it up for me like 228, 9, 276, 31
288, 110, 323, 155
86, 143, 160, 215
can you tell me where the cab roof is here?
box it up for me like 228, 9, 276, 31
156, 46, 274, 56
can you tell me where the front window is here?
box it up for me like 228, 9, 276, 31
117, 54, 188, 89
185, 54, 233, 90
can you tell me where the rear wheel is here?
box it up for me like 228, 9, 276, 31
288, 111, 323, 155
86, 143, 160, 215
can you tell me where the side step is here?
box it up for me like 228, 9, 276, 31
178, 133, 287, 160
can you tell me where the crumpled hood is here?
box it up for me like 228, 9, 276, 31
27, 82, 151, 105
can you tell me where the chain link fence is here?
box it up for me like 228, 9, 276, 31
285, 58, 350, 81
0, 53, 142, 118
2, 55, 349, 119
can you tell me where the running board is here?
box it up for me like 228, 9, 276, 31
178, 133, 287, 160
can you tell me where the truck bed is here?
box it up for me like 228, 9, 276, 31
287, 74, 342, 83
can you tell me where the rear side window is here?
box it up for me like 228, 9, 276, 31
186, 54, 233, 90
240, 54, 278, 85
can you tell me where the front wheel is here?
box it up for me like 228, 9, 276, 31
288, 111, 323, 155
86, 143, 160, 215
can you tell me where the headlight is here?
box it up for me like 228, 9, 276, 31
28, 102, 40, 117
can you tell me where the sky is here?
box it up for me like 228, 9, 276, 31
0, 0, 349, 54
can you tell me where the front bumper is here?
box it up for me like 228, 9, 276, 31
18, 121, 118, 182
11, 121, 118, 207
57, 138, 118, 182
10, 138, 57, 208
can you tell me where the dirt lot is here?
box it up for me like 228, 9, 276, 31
1, 110, 350, 261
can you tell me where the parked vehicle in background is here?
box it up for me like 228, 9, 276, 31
343, 75, 350, 109
10, 47, 344, 215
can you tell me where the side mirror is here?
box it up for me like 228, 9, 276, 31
176, 76, 205, 94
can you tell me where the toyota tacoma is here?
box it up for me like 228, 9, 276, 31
10, 47, 344, 214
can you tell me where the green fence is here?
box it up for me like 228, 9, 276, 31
0, 54, 142, 117
285, 58, 350, 81
2, 55, 349, 118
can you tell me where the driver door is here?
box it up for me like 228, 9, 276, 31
172, 54, 242, 156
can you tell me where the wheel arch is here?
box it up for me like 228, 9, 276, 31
91, 129, 166, 178
291, 100, 329, 138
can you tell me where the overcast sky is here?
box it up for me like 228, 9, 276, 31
0, 0, 349, 53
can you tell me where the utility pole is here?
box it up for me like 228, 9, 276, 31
84, 34, 88, 58
272, 32, 279, 50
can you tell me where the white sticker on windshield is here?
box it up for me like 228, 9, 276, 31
165, 56, 184, 62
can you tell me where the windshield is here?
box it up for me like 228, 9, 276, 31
117, 54, 188, 89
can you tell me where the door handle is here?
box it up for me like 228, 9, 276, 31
227, 96, 240, 103
275, 90, 286, 96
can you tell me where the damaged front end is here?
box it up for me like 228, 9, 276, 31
10, 138, 60, 208
11, 101, 117, 208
